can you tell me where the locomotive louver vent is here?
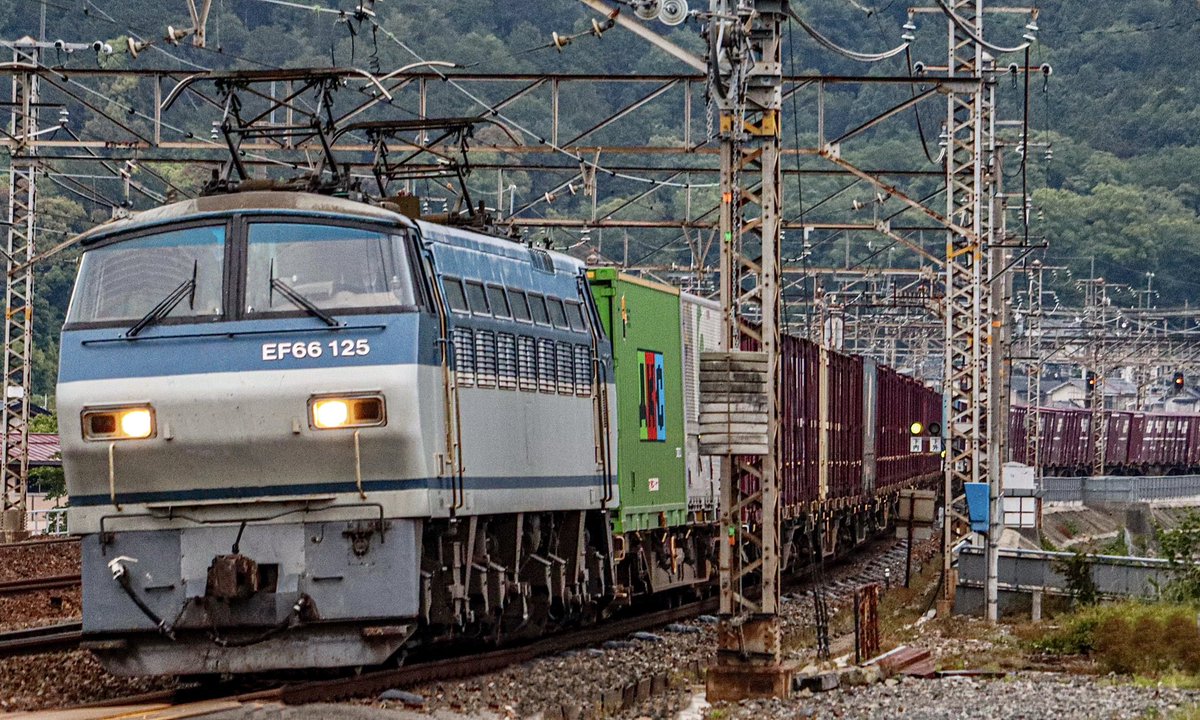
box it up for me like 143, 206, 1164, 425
537, 338, 557, 393
475, 330, 497, 388
453, 327, 475, 387
556, 342, 575, 395
497, 333, 518, 390
518, 336, 538, 391
574, 344, 593, 397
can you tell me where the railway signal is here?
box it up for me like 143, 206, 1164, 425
1174, 371, 1185, 393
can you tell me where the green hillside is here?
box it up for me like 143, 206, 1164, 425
1, 0, 1198, 395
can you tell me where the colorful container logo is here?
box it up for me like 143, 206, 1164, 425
639, 349, 666, 442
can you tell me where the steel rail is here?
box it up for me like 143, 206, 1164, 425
0, 536, 77, 550
0, 573, 81, 594
0, 621, 83, 658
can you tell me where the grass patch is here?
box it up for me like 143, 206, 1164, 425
1033, 601, 1200, 675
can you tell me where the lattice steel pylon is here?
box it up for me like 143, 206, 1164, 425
704, 0, 791, 701
939, 1, 995, 615
0, 39, 38, 541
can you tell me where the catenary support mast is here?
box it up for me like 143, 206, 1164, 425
0, 39, 39, 542
704, 0, 791, 700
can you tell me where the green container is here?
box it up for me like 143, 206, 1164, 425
588, 268, 687, 532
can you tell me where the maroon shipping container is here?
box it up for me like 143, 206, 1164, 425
1105, 411, 1132, 468
1009, 405, 1029, 465
875, 364, 940, 489
1187, 417, 1200, 467
826, 350, 864, 500
777, 334, 820, 515
743, 329, 940, 514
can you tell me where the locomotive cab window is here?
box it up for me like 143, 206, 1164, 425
566, 302, 587, 332
487, 285, 512, 318
66, 224, 225, 327
244, 222, 416, 317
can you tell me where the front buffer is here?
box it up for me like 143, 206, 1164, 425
81, 518, 420, 676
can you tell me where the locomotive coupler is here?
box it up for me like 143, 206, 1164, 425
343, 519, 387, 556
206, 554, 259, 600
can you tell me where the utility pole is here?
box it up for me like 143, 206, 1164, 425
704, 0, 791, 701
1084, 277, 1108, 475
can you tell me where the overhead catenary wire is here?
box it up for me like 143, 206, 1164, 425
933, 0, 1029, 55
788, 9, 910, 62
245, 0, 720, 193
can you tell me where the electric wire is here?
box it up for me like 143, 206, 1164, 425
247, 0, 721, 198
933, 0, 1029, 55
788, 8, 910, 62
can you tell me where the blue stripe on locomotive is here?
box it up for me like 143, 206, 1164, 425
58, 315, 440, 383
68, 473, 606, 507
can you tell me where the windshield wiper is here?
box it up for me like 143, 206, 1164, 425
269, 264, 340, 327
126, 261, 197, 338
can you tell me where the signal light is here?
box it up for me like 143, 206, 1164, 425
1086, 371, 1098, 388
910, 420, 943, 436
1174, 372, 1185, 393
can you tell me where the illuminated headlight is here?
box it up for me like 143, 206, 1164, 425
309, 394, 386, 430
81, 405, 156, 441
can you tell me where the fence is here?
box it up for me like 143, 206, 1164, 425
27, 508, 67, 536
1041, 475, 1200, 505
954, 544, 1171, 616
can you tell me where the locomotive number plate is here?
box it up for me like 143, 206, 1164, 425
261, 339, 372, 361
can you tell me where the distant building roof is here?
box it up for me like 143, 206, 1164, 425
17, 433, 60, 467
1047, 378, 1138, 397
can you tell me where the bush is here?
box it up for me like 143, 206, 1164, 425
1034, 602, 1200, 676
1157, 511, 1200, 601
1053, 550, 1098, 607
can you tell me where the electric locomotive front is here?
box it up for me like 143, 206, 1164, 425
58, 192, 444, 675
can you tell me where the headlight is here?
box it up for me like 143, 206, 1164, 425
309, 394, 386, 430
81, 405, 156, 441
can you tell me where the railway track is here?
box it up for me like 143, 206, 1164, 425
58, 537, 920, 718
0, 573, 81, 595
0, 621, 83, 658
0, 536, 77, 551
70, 599, 717, 716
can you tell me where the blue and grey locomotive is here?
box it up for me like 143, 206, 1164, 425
59, 191, 616, 675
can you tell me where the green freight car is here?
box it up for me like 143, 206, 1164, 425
588, 268, 723, 594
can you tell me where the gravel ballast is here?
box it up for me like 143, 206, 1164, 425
710, 673, 1198, 720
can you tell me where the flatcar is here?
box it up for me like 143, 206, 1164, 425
58, 190, 941, 676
